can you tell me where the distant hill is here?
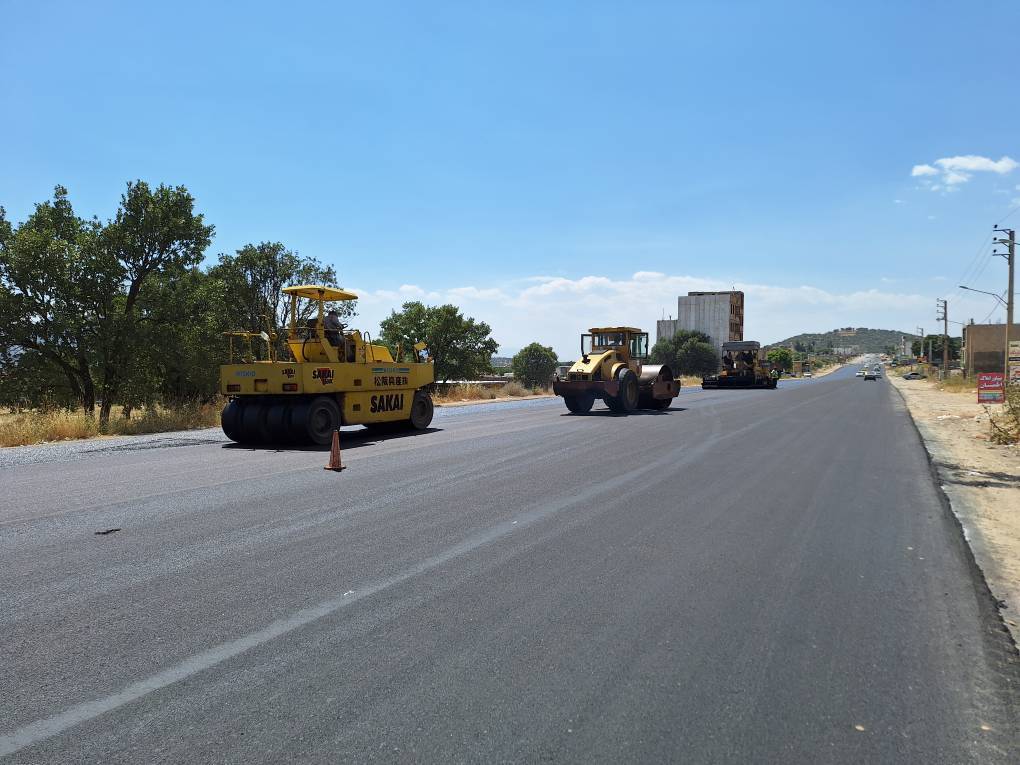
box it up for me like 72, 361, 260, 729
771, 327, 920, 354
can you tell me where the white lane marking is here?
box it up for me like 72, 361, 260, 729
0, 448, 679, 757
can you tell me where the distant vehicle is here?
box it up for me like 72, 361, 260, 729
802, 371, 813, 378
864, 370, 877, 380
855, 369, 865, 377
902, 371, 926, 380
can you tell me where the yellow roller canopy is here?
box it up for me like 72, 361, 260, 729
282, 285, 359, 301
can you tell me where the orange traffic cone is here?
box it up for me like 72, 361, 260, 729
324, 429, 345, 472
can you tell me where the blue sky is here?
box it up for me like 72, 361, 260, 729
3, 1, 1019, 356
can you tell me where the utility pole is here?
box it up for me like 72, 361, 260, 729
993, 227, 1015, 382
936, 299, 949, 377
916, 326, 924, 361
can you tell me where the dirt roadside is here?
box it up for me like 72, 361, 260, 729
889, 374, 1020, 645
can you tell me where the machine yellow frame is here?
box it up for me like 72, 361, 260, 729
219, 285, 435, 445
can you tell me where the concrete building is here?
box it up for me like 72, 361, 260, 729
656, 291, 744, 357
961, 322, 1020, 378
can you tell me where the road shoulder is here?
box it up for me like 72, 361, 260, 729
889, 374, 1020, 646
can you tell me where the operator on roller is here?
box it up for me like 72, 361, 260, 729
324, 308, 343, 347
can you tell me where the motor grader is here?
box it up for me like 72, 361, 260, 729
219, 285, 434, 445
701, 340, 778, 389
552, 327, 679, 413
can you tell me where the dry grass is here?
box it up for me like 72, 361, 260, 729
0, 402, 221, 448
937, 374, 975, 394
433, 382, 550, 404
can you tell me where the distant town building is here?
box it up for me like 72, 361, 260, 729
656, 291, 744, 357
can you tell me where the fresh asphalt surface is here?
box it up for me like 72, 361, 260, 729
2, 368, 1018, 763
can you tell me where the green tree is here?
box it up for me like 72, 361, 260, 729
123, 268, 227, 409
209, 242, 353, 360
511, 342, 558, 388
651, 329, 717, 376
766, 347, 793, 372
678, 340, 719, 376
380, 302, 498, 382
0, 187, 113, 414
911, 334, 961, 361
93, 181, 214, 428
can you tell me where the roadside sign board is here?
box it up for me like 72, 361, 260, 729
1009, 341, 1020, 384
978, 372, 1004, 403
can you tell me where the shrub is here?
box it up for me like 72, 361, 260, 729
988, 385, 1020, 444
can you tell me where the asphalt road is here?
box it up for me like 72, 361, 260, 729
2, 369, 1018, 763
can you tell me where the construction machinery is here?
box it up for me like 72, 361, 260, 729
701, 341, 778, 389
552, 327, 679, 413
219, 285, 435, 445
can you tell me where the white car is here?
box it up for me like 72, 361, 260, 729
855, 369, 865, 377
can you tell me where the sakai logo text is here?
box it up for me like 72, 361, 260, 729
281, 368, 296, 379
370, 393, 405, 413
312, 367, 334, 385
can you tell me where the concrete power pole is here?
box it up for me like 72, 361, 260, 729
993, 227, 1015, 381
916, 326, 924, 361
936, 299, 949, 377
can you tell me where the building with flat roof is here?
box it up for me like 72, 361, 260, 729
656, 291, 744, 358
962, 322, 1020, 378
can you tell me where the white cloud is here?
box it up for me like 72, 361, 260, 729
893, 199, 903, 204
912, 154, 1018, 189
936, 155, 1018, 174
346, 272, 940, 359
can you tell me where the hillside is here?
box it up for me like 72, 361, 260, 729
771, 327, 920, 354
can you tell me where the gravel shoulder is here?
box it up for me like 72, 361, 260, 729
889, 374, 1020, 645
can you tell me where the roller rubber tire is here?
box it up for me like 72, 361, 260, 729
564, 392, 595, 413
607, 368, 639, 413
265, 403, 291, 444
304, 396, 342, 446
409, 391, 434, 430
221, 401, 244, 442
288, 401, 312, 444
240, 402, 270, 444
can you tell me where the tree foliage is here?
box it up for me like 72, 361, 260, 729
380, 302, 498, 382
650, 329, 718, 376
911, 334, 961, 361
0, 183, 358, 426
766, 348, 793, 371
511, 342, 558, 387
209, 242, 353, 359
